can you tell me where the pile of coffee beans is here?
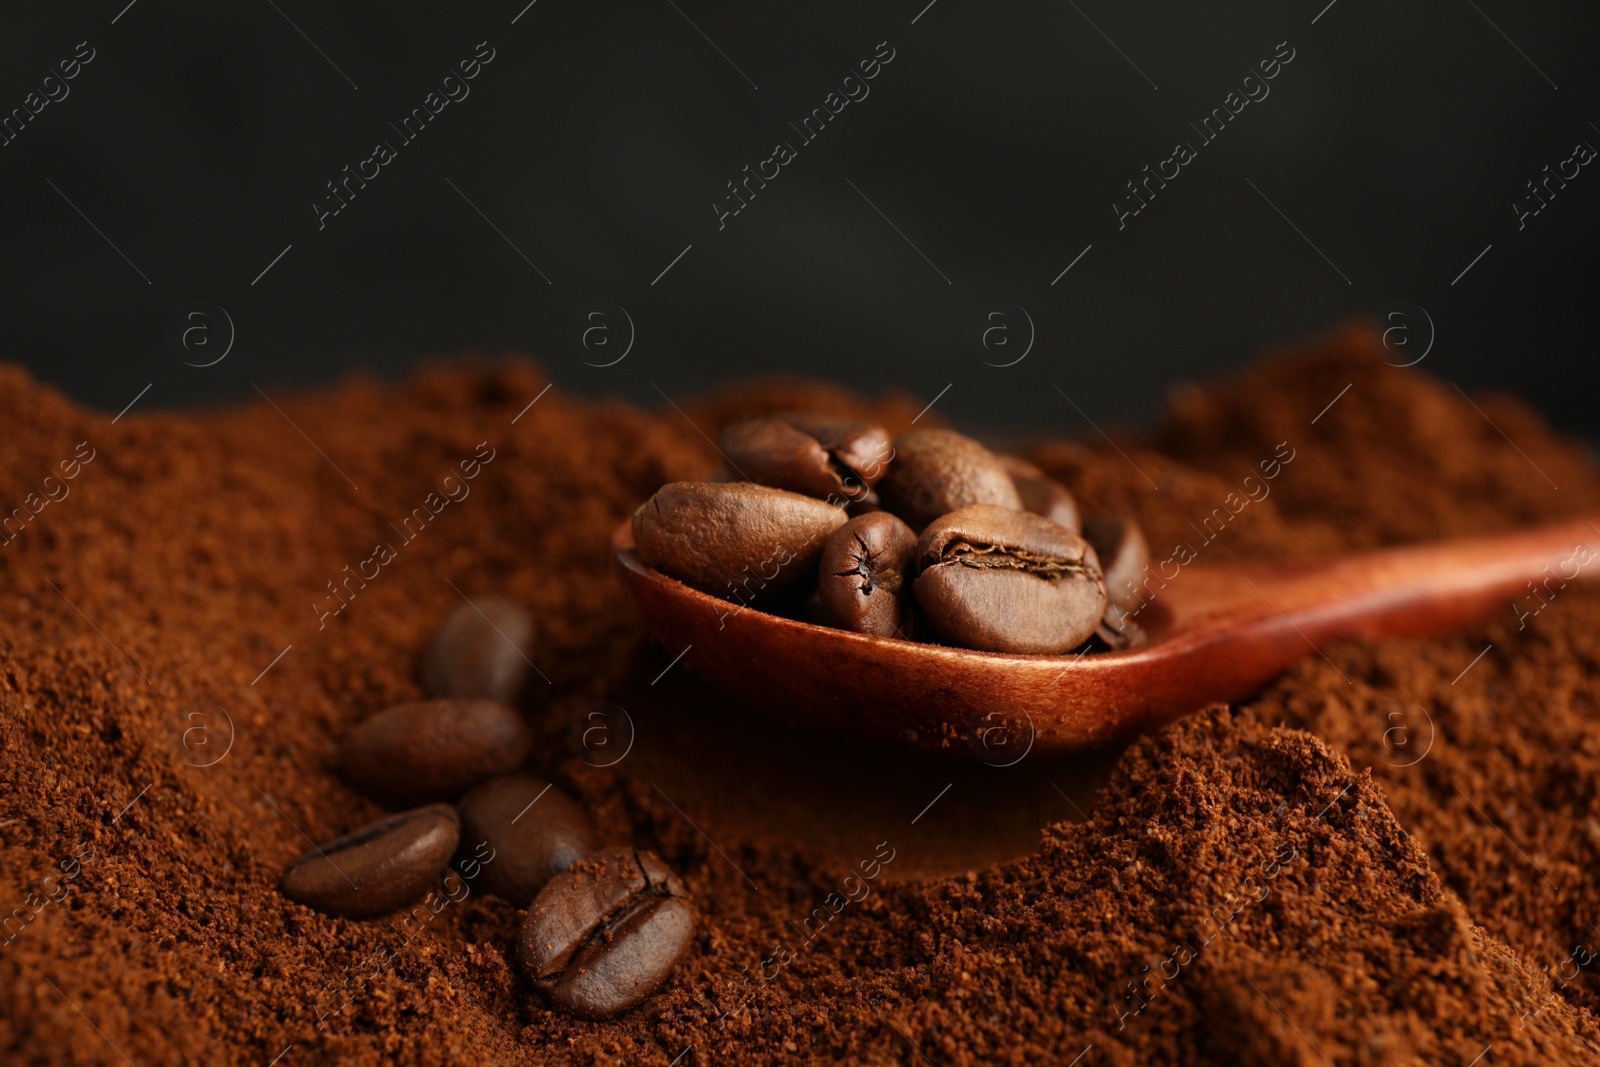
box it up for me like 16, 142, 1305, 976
632, 415, 1150, 653
277, 597, 696, 1020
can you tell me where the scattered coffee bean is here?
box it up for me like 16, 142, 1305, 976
338, 699, 533, 808
632, 482, 847, 604
518, 847, 695, 1020
279, 804, 459, 919
999, 455, 1081, 533
421, 596, 537, 704
817, 512, 917, 637
721, 413, 892, 503
914, 504, 1107, 653
877, 429, 1021, 531
1082, 515, 1150, 613
456, 773, 597, 904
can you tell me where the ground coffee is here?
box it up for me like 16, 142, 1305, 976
4, 323, 1600, 1064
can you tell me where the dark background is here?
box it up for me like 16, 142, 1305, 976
2, 0, 1595, 436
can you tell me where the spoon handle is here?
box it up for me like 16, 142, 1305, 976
1119, 515, 1600, 738
1165, 514, 1600, 640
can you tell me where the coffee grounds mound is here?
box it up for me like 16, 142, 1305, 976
3, 321, 1600, 1065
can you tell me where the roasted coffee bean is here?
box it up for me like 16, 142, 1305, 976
913, 505, 1107, 653
421, 596, 537, 704
784, 412, 895, 486
817, 512, 918, 637
279, 804, 459, 919
1095, 608, 1147, 650
877, 429, 1021, 531
518, 847, 695, 1020
843, 488, 884, 518
632, 482, 847, 604
1082, 515, 1150, 613
721, 413, 892, 503
338, 699, 533, 808
456, 773, 597, 903
999, 455, 1081, 533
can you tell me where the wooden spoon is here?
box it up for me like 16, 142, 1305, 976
613, 515, 1600, 758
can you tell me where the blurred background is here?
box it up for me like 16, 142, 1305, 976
1, 0, 1595, 436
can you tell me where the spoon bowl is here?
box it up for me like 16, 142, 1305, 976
613, 514, 1600, 758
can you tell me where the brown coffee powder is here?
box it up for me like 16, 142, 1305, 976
3, 324, 1600, 1065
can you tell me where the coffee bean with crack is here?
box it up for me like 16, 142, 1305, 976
721, 413, 892, 503
518, 847, 695, 1019
455, 773, 597, 904
877, 429, 1022, 531
913, 505, 1107, 653
817, 512, 918, 636
338, 698, 533, 808
999, 455, 1081, 533
632, 482, 847, 605
279, 804, 459, 919
420, 596, 537, 704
